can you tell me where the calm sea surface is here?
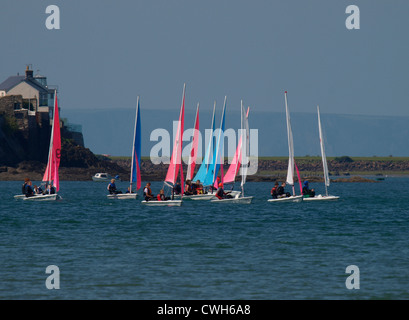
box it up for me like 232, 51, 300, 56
1, 178, 409, 300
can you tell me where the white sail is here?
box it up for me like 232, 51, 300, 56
285, 91, 294, 186
317, 105, 330, 192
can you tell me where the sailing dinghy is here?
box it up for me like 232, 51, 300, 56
24, 90, 61, 201
107, 97, 141, 199
303, 106, 339, 201
268, 91, 303, 203
211, 100, 253, 204
142, 84, 186, 206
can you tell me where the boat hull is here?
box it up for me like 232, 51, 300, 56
268, 195, 303, 203
23, 194, 61, 201
141, 200, 182, 206
210, 195, 253, 204
176, 190, 241, 201
107, 193, 138, 200
303, 195, 340, 201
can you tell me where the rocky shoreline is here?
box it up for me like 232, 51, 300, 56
1, 157, 403, 183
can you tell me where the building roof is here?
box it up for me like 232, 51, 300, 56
0, 75, 50, 93
0, 75, 24, 91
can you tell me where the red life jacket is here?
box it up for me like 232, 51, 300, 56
157, 194, 161, 201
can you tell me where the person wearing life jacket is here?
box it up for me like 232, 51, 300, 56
44, 183, 56, 195
271, 182, 279, 199
157, 189, 170, 201
107, 179, 122, 195
185, 180, 194, 195
173, 181, 182, 195
144, 182, 154, 201
22, 178, 30, 195
277, 182, 291, 198
33, 185, 43, 195
302, 181, 315, 197
215, 183, 233, 199
25, 181, 34, 197
195, 180, 203, 194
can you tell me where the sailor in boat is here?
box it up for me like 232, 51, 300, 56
33, 185, 43, 195
194, 180, 203, 194
271, 182, 279, 199
107, 179, 122, 195
184, 180, 194, 195
157, 189, 170, 201
209, 176, 220, 193
277, 182, 291, 198
44, 183, 56, 195
143, 182, 155, 201
21, 178, 30, 195
173, 181, 182, 195
302, 181, 315, 198
24, 180, 35, 197
215, 183, 233, 200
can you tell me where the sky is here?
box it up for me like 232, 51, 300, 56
1, 1, 409, 156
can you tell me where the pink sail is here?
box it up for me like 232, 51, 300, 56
295, 161, 303, 195
165, 84, 185, 193
186, 104, 199, 181
223, 136, 242, 184
42, 91, 61, 191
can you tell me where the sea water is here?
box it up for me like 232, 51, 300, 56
1, 178, 409, 300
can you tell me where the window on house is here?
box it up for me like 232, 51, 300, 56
39, 92, 48, 106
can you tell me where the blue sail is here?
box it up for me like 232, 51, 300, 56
192, 106, 216, 183
203, 98, 226, 187
130, 98, 141, 190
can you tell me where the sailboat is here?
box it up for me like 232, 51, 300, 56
142, 84, 186, 206
268, 91, 303, 203
211, 100, 253, 204
107, 97, 141, 199
203, 96, 226, 190
303, 106, 339, 201
181, 102, 219, 201
23, 90, 61, 201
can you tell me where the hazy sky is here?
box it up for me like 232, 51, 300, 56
1, 0, 408, 118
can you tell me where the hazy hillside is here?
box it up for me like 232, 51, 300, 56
62, 108, 409, 157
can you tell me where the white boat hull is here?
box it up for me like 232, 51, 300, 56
107, 193, 138, 200
141, 200, 182, 206
92, 177, 110, 182
302, 195, 340, 201
268, 195, 303, 203
177, 190, 241, 201
14, 194, 26, 199
23, 194, 61, 201
210, 195, 253, 204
